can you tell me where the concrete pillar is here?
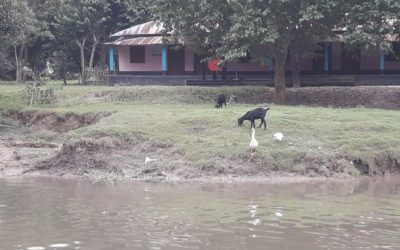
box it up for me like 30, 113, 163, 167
324, 43, 330, 73
268, 58, 274, 71
162, 46, 167, 75
109, 47, 115, 72
380, 51, 385, 75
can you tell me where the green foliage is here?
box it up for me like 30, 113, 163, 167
22, 64, 60, 106
152, 0, 232, 57
342, 0, 400, 53
153, 0, 400, 102
0, 0, 39, 81
54, 0, 107, 39
0, 0, 150, 81
0, 0, 38, 46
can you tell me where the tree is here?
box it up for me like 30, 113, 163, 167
0, 0, 38, 83
54, 0, 109, 82
153, 0, 347, 103
152, 0, 233, 68
218, 0, 349, 103
26, 0, 61, 72
98, 0, 150, 69
53, 0, 150, 83
341, 0, 400, 53
106, 0, 150, 35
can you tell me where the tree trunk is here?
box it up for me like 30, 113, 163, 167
99, 44, 106, 71
29, 79, 37, 107
14, 45, 25, 84
291, 43, 300, 88
62, 41, 68, 85
76, 35, 88, 84
22, 44, 28, 82
14, 46, 19, 83
89, 33, 99, 69
274, 43, 289, 104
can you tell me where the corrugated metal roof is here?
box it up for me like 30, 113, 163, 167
110, 21, 167, 37
385, 34, 399, 42
105, 36, 183, 46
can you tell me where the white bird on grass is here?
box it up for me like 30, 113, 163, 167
273, 132, 284, 142
144, 157, 157, 166
249, 127, 259, 156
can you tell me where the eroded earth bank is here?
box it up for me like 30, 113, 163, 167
1, 86, 400, 182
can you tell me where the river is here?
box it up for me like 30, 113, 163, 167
0, 176, 399, 250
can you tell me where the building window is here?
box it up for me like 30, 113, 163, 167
130, 46, 145, 63
385, 42, 400, 61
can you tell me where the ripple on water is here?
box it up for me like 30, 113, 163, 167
26, 247, 45, 250
48, 243, 69, 248
2, 177, 400, 250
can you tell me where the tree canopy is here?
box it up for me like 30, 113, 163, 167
0, 0, 149, 83
152, 0, 400, 103
1, 0, 399, 97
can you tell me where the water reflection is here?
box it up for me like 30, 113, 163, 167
0, 176, 399, 249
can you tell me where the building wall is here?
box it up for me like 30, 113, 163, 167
116, 43, 400, 75
360, 52, 379, 70
385, 60, 400, 70
360, 51, 400, 71
118, 45, 162, 72
118, 45, 196, 73
227, 61, 268, 72
225, 53, 315, 73
331, 42, 342, 71
185, 48, 194, 72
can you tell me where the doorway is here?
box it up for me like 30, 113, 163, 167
341, 44, 361, 74
167, 46, 185, 75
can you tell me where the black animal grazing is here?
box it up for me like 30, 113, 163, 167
238, 107, 270, 130
215, 94, 227, 108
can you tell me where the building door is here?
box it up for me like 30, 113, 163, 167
167, 46, 185, 75
341, 44, 361, 74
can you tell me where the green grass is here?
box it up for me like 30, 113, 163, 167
2, 83, 400, 175
0, 83, 25, 110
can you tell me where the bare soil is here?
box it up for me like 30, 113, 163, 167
2, 131, 399, 182
4, 109, 113, 132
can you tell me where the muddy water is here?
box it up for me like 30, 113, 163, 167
0, 177, 400, 250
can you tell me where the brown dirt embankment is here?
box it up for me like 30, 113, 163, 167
1, 108, 399, 182
4, 110, 113, 132
1, 87, 400, 182
16, 135, 400, 181
244, 86, 400, 109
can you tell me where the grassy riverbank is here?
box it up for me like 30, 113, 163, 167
1, 83, 400, 180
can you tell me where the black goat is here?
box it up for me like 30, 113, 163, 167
215, 94, 227, 108
238, 107, 270, 130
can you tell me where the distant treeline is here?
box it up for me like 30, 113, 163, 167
1, 0, 399, 103
0, 0, 149, 83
